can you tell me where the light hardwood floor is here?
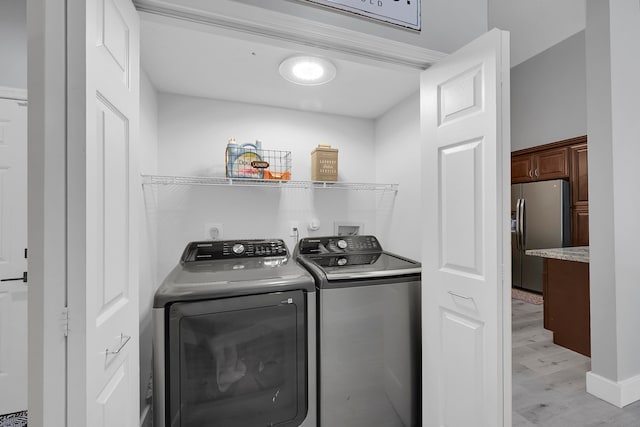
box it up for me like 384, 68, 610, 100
512, 299, 640, 426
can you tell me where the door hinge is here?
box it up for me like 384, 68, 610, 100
62, 307, 70, 337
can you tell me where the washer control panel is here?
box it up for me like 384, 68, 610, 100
181, 239, 288, 262
297, 235, 381, 255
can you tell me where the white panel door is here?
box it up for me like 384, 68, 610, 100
421, 29, 511, 427
0, 97, 28, 416
66, 0, 140, 426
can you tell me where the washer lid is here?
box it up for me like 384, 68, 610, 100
300, 251, 421, 281
154, 239, 315, 308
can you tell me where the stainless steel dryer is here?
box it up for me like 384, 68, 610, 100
295, 235, 421, 427
153, 239, 317, 427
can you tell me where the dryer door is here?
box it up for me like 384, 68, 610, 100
166, 290, 307, 427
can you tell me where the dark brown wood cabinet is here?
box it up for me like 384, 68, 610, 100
534, 147, 570, 180
571, 206, 590, 246
512, 136, 588, 246
511, 154, 534, 182
511, 146, 569, 183
570, 143, 589, 206
542, 258, 591, 357
569, 141, 589, 245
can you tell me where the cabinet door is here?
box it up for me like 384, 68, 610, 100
511, 154, 533, 183
570, 143, 589, 206
571, 206, 589, 246
534, 147, 569, 180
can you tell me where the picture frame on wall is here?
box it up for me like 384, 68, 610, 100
297, 0, 421, 31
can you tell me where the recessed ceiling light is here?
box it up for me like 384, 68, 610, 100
279, 55, 337, 86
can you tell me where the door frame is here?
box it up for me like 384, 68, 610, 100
26, 1, 68, 426
132, 0, 446, 69
499, 32, 513, 425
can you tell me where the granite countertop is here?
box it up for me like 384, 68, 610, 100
525, 246, 589, 263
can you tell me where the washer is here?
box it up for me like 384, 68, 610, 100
153, 239, 317, 427
295, 235, 421, 427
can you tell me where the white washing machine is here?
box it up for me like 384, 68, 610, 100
153, 239, 317, 427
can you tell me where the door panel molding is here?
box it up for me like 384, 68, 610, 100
0, 88, 27, 102
0, 168, 7, 264
438, 65, 483, 126
442, 309, 484, 425
439, 138, 484, 277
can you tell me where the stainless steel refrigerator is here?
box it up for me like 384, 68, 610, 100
511, 179, 570, 293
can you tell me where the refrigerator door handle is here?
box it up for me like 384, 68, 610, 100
514, 198, 521, 250
519, 198, 526, 248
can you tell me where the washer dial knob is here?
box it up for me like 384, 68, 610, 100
337, 257, 348, 266
337, 239, 348, 250
232, 243, 245, 255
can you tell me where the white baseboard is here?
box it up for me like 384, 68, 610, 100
140, 404, 152, 427
586, 371, 640, 408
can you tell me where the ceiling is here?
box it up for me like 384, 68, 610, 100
138, 0, 588, 118
140, 16, 421, 120
1, 1, 588, 97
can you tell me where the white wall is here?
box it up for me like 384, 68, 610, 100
585, 0, 640, 407
374, 92, 421, 259
152, 92, 390, 282
0, 0, 27, 89
489, 0, 585, 66
510, 31, 586, 151
138, 70, 159, 424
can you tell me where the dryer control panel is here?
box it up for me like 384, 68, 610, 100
181, 239, 288, 262
297, 235, 381, 255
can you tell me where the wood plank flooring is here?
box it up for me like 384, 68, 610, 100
512, 299, 640, 426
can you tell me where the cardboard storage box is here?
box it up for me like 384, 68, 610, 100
311, 145, 338, 181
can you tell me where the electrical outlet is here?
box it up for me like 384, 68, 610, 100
289, 221, 300, 237
205, 223, 223, 240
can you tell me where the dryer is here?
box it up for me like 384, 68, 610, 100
153, 239, 316, 427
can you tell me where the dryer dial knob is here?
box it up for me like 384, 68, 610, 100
337, 257, 348, 266
337, 239, 348, 250
232, 243, 245, 255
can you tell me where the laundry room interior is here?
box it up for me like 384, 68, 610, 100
3, 0, 640, 426
136, 8, 430, 421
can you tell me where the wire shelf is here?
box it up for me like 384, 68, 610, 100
141, 175, 398, 192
